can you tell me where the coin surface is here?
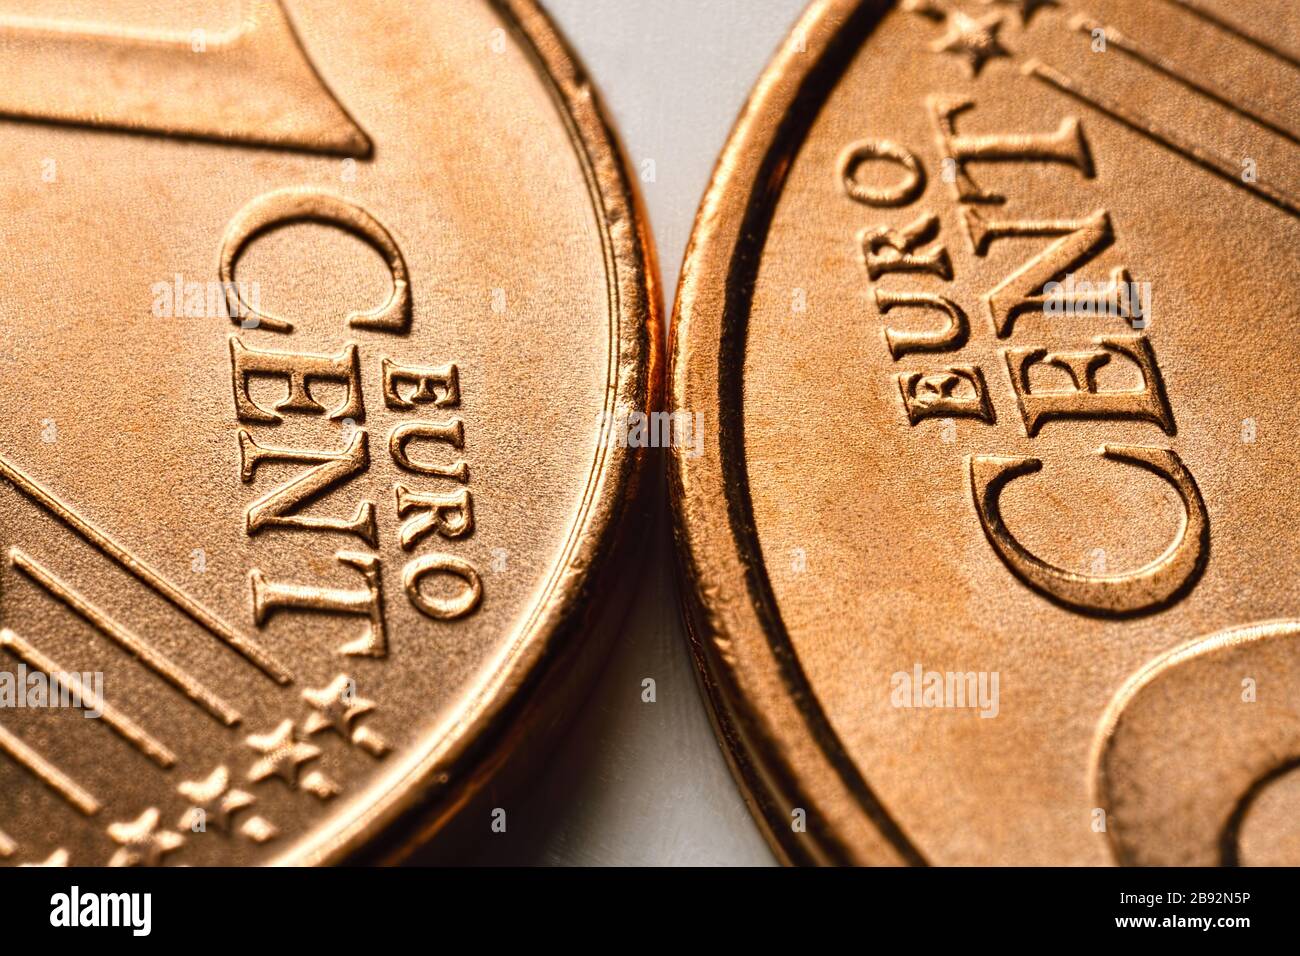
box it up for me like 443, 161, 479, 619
0, 0, 657, 866
671, 0, 1299, 864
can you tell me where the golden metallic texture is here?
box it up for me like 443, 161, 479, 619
671, 0, 1299, 864
0, 0, 658, 865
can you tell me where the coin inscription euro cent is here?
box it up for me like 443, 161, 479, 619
672, 0, 1299, 865
0, 0, 657, 866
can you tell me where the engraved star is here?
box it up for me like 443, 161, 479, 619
246, 719, 321, 789
177, 765, 256, 833
985, 0, 1057, 25
933, 11, 1009, 76
303, 675, 373, 739
303, 675, 390, 756
107, 808, 185, 867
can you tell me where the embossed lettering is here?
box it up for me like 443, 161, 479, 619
840, 140, 926, 207
928, 96, 1093, 205
860, 213, 952, 280
220, 188, 410, 334
898, 366, 994, 423
402, 554, 482, 621
875, 290, 969, 358
1004, 334, 1175, 436
970, 209, 1129, 337
389, 421, 469, 482
238, 430, 378, 546
394, 485, 474, 550
229, 337, 363, 424
250, 552, 387, 657
382, 360, 460, 410
968, 445, 1208, 615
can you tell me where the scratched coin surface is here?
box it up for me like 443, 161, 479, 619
671, 0, 1299, 864
0, 0, 656, 866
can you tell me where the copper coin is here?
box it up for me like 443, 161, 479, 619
0, 0, 657, 866
671, 0, 1299, 864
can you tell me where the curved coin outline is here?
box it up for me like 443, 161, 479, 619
1089, 620, 1300, 866
275, 0, 661, 865
671, 0, 922, 865
672, 0, 1297, 866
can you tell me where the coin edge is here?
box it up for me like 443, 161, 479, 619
281, 0, 662, 866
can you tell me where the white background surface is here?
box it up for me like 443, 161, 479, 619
464, 0, 811, 865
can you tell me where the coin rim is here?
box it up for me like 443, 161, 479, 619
280, 0, 660, 865
670, 0, 926, 865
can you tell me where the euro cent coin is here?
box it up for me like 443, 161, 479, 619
671, 0, 1299, 865
0, 0, 658, 865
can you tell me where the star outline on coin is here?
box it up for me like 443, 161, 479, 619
107, 808, 185, 867
932, 10, 1010, 76
245, 719, 322, 789
303, 674, 391, 757
178, 765, 257, 834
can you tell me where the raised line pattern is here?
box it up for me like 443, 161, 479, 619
1072, 15, 1299, 147
1160, 0, 1300, 70
10, 548, 241, 727
1025, 59, 1300, 218
0, 721, 101, 815
0, 453, 292, 684
0, 628, 177, 768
